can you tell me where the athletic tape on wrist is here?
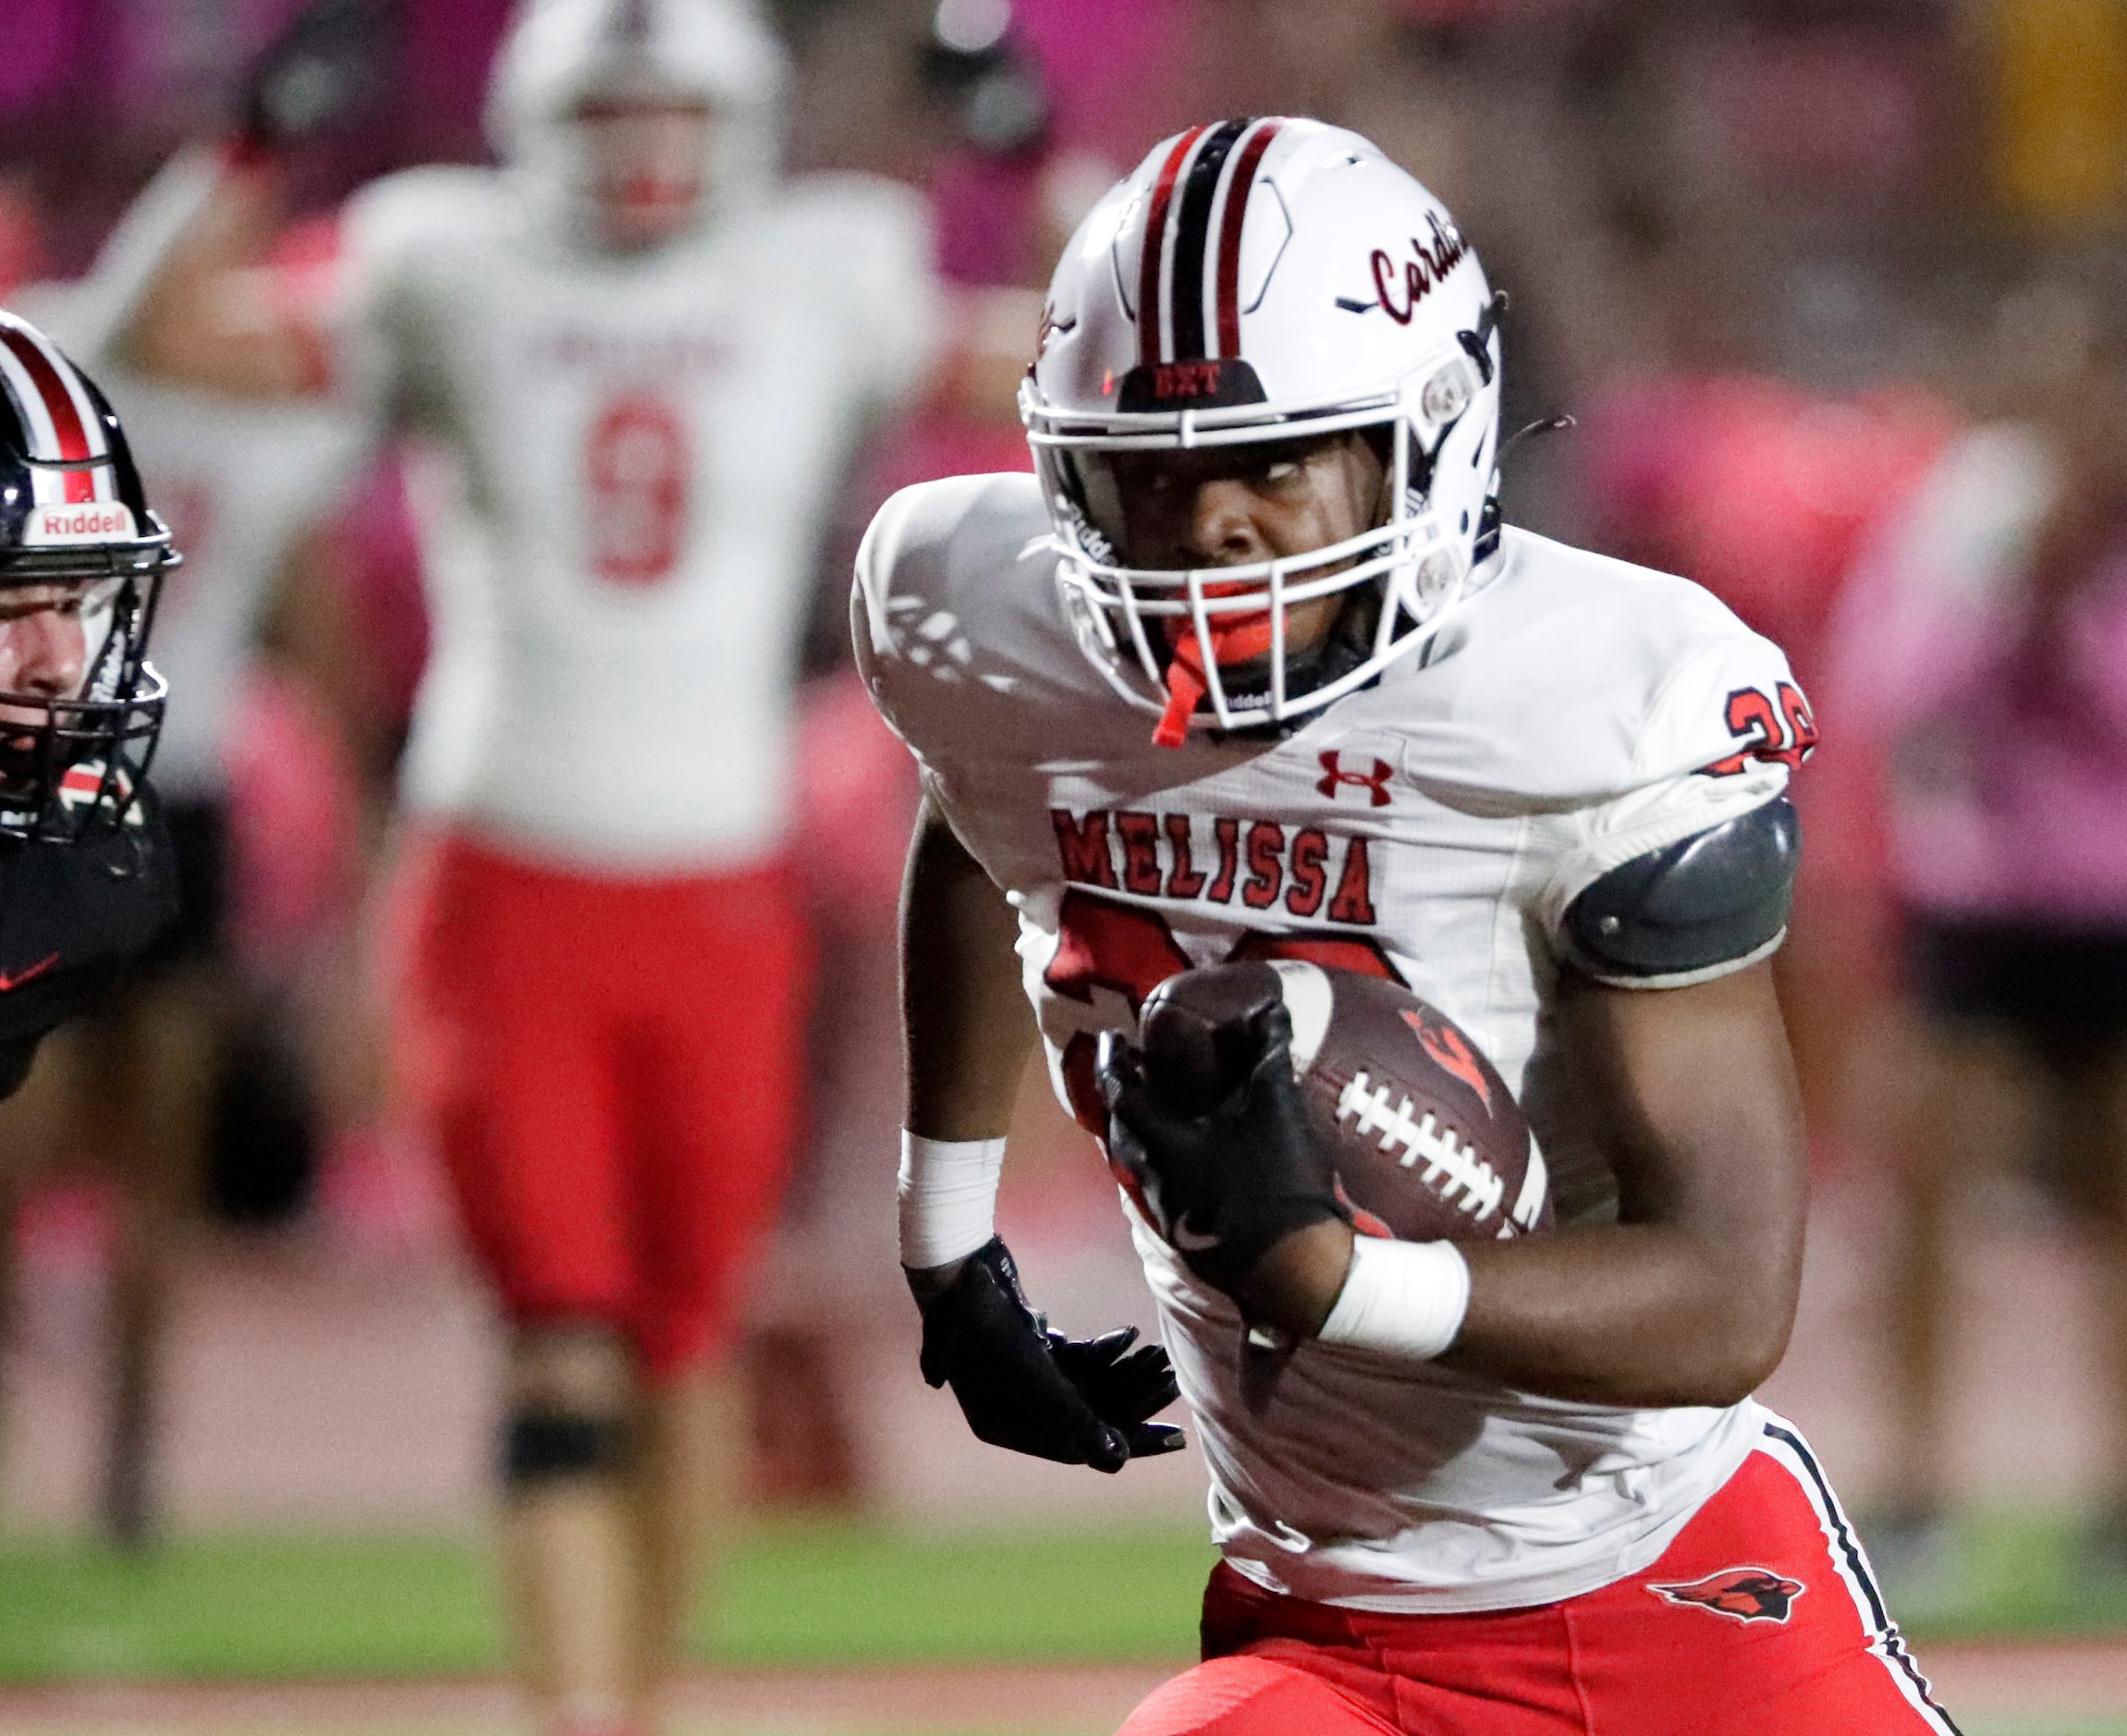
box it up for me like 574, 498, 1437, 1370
898, 1131, 1008, 1269
1317, 1236, 1470, 1362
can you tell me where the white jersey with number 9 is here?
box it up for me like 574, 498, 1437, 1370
338, 164, 939, 869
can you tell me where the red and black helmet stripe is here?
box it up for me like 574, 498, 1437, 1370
69, 368, 153, 521
1166, 117, 1253, 362
0, 316, 112, 507
1133, 117, 1286, 374
1214, 119, 1283, 358
1136, 125, 1206, 371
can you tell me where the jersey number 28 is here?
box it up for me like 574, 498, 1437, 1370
585, 394, 691, 587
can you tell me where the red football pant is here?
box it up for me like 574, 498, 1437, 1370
1120, 1420, 1958, 1736
391, 829, 809, 1380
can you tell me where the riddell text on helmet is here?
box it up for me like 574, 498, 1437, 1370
26, 502, 136, 544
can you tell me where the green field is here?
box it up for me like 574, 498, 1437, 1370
0, 1522, 1216, 1682
1962, 1729, 2126, 1736
0, 1510, 2121, 1732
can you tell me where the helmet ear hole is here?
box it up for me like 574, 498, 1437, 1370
1420, 361, 1473, 424
1412, 549, 1460, 614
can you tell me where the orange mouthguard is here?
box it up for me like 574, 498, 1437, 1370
1153, 594, 1278, 748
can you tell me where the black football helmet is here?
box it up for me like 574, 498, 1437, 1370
0, 309, 172, 843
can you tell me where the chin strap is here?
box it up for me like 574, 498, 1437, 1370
1499, 412, 1575, 461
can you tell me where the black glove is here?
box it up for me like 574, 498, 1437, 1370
917, 1238, 1184, 1472
1097, 1001, 1348, 1295
238, 0, 400, 152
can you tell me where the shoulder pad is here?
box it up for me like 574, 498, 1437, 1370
1564, 797, 1799, 985
342, 166, 500, 275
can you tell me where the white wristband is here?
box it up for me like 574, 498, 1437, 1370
897, 1131, 1008, 1269
1317, 1237, 1471, 1362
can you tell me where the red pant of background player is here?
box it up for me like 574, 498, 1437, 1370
392, 829, 809, 1376
1121, 1420, 1958, 1736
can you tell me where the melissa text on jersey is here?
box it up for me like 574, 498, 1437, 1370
1052, 807, 1377, 925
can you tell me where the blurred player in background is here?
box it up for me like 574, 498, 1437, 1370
1, 165, 369, 1547
0, 311, 179, 1057
859, 121, 1955, 1733
1830, 287, 2127, 1584
116, 0, 1028, 1728
0, 308, 181, 1525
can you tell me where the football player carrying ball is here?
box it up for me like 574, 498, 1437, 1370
858, 120, 1956, 1736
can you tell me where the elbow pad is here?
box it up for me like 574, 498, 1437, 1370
1564, 797, 1800, 986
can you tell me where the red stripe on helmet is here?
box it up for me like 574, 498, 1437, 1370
1215, 119, 1281, 360
0, 324, 97, 504
1137, 126, 1207, 371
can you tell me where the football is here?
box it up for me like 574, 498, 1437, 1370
1136, 960, 1550, 1244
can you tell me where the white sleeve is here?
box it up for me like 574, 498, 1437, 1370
851, 479, 935, 749
330, 183, 410, 426
852, 471, 1074, 809
1537, 629, 1810, 971
797, 176, 943, 414
332, 168, 478, 431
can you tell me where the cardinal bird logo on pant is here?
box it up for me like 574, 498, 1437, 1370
1650, 1567, 1806, 1623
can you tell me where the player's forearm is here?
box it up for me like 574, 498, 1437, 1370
1425, 963, 1809, 1407
898, 801, 1036, 1302
1243, 964, 1805, 1402
899, 799, 1036, 1141
1259, 1207, 1799, 1406
1441, 1221, 1801, 1409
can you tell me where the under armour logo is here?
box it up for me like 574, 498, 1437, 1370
1317, 752, 1393, 807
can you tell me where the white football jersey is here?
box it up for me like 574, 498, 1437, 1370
339, 165, 939, 869
855, 472, 1810, 1614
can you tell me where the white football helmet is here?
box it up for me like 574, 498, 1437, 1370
1023, 118, 1502, 743
486, 0, 788, 242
